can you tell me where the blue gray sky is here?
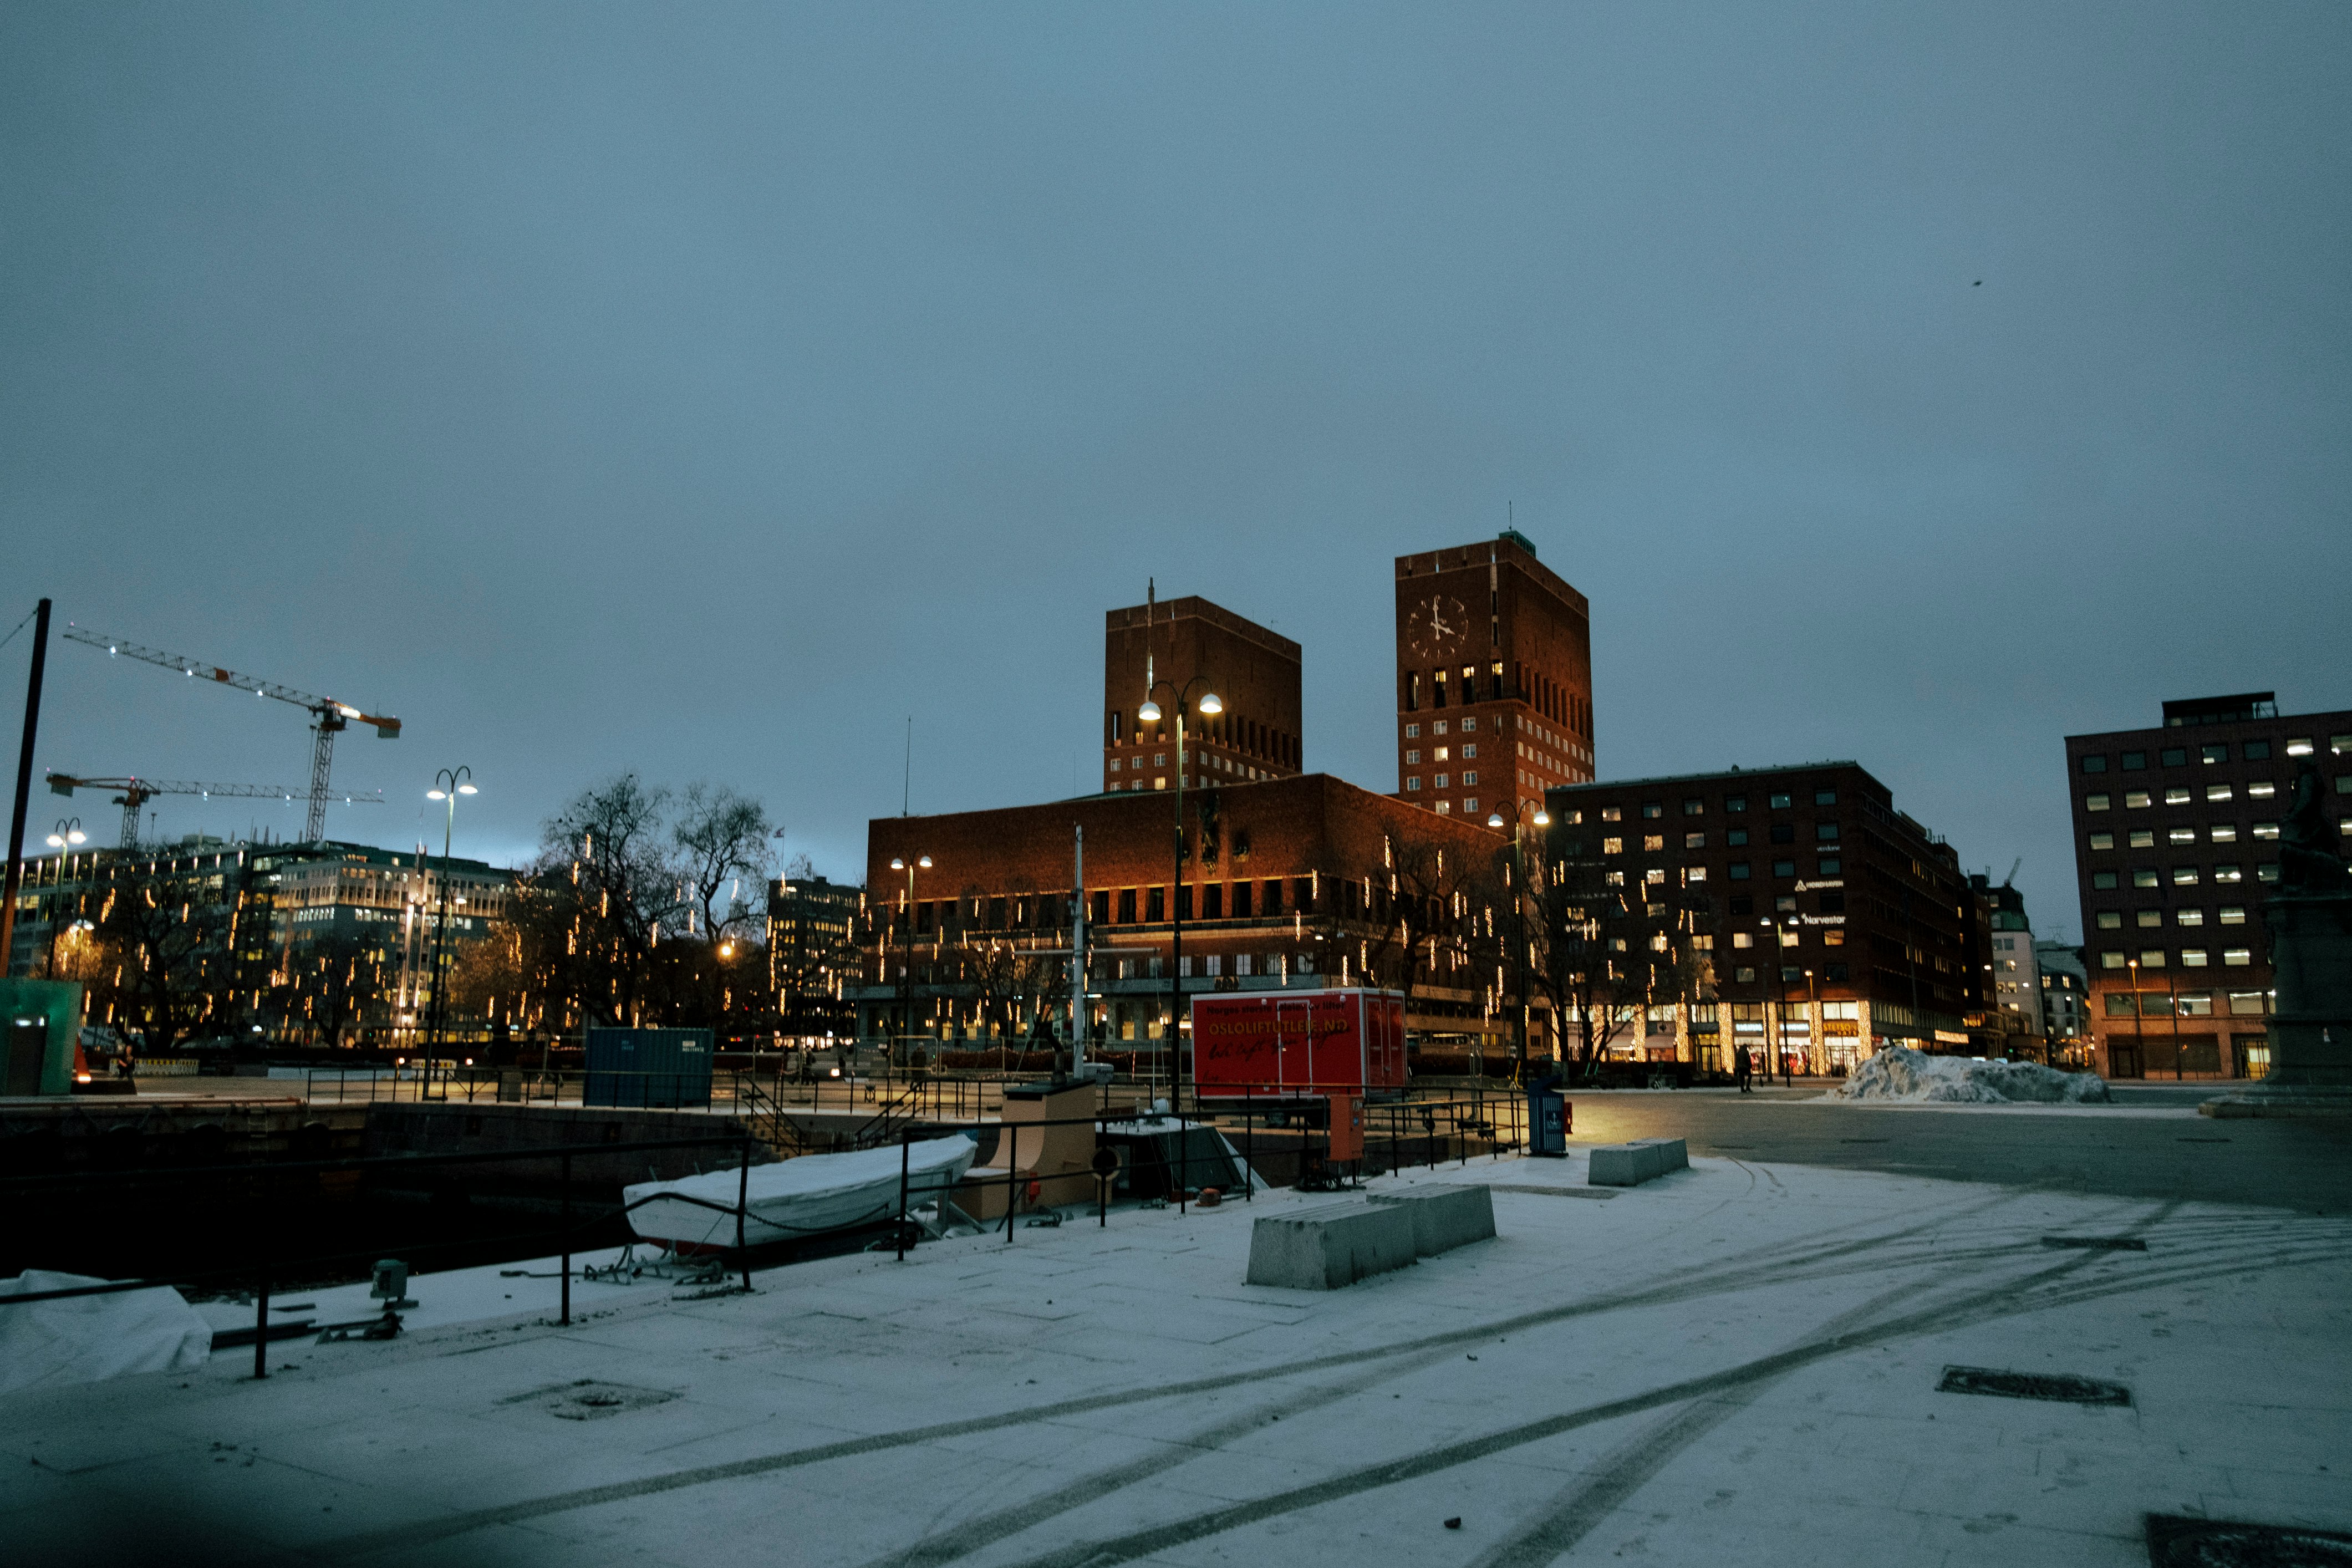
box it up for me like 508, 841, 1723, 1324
4, 4, 2345, 938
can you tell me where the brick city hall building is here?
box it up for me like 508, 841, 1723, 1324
1394, 530, 1595, 826
847, 534, 1592, 1053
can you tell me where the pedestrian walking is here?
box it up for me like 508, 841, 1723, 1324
1735, 1046, 1753, 1094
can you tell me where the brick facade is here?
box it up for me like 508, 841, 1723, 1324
854, 773, 1506, 1048
1102, 594, 1302, 795
1394, 532, 1595, 826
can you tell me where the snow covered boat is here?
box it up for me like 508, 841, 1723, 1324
622, 1134, 980, 1250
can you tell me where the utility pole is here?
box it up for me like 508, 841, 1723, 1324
1, 599, 53, 978
1069, 824, 1087, 1077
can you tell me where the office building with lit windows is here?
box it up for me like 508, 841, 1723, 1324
1396, 531, 1594, 826
2064, 693, 2352, 1080
1547, 761, 1984, 1075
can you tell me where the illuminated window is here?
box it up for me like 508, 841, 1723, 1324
2218, 905, 2246, 924
2095, 911, 2122, 929
1685, 832, 1705, 849
2137, 910, 2161, 928
2206, 783, 2233, 801
2164, 787, 2191, 806
2168, 827, 2195, 845
2223, 948, 2253, 966
2086, 793, 2111, 812
2130, 829, 2155, 848
1601, 806, 1621, 822
2090, 832, 2115, 850
1603, 837, 1624, 854
1643, 834, 1664, 852
2248, 780, 2277, 798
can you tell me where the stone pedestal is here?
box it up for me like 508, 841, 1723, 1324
2201, 893, 2352, 1118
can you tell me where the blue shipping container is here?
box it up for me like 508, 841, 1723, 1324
583, 1027, 714, 1108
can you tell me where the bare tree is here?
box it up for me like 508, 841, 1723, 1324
82, 857, 266, 1052
1528, 839, 1651, 1080
673, 783, 772, 946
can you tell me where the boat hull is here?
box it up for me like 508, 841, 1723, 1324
623, 1135, 979, 1250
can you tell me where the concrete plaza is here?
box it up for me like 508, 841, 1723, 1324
3, 1106, 2348, 1567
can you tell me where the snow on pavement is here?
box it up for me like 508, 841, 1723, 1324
2, 1148, 2346, 1568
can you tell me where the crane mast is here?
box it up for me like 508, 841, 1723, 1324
64, 628, 400, 842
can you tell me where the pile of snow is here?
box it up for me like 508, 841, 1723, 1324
0, 1271, 212, 1395
1836, 1046, 2110, 1104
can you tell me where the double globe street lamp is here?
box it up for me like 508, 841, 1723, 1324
1138, 679, 1220, 1106
887, 854, 933, 1067
422, 767, 476, 1093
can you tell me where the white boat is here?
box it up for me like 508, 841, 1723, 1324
622, 1135, 980, 1250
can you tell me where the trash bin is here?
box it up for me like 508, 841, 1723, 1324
1528, 1074, 1569, 1158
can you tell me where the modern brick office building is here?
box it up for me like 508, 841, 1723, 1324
852, 773, 1505, 1051
2064, 693, 2352, 1080
1547, 761, 1985, 1075
1102, 593, 1302, 795
1395, 531, 1595, 826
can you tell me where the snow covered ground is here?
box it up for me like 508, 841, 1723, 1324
1836, 1044, 2113, 1104
3, 1148, 2346, 1567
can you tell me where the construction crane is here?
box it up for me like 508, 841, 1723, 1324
63, 627, 401, 842
47, 772, 385, 848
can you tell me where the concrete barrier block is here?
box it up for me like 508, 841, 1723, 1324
1588, 1138, 1686, 1187
1244, 1201, 1419, 1290
1631, 1137, 1688, 1173
1368, 1184, 1497, 1256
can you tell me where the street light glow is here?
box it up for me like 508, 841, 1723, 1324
1533, 809, 1550, 826
1138, 699, 1163, 723
427, 790, 446, 800
1197, 691, 1223, 715
458, 784, 476, 795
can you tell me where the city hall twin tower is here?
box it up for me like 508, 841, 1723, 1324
856, 532, 1596, 1053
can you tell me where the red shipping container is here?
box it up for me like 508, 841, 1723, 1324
1189, 989, 1407, 1101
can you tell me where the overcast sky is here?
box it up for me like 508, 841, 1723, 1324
3, 4, 2345, 939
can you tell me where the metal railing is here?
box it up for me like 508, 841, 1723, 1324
0, 1132, 752, 1378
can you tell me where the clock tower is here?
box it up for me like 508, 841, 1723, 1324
1393, 531, 1594, 822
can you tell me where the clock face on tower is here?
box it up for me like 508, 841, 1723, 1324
1404, 594, 1470, 660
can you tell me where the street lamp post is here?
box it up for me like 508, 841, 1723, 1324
1761, 914, 1794, 1085
1138, 678, 1221, 1108
2127, 955, 2143, 1080
1488, 802, 1552, 1081
424, 767, 476, 1094
887, 854, 931, 1068
1805, 966, 1819, 1077
42, 818, 85, 976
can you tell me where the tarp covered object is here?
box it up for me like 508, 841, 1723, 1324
0, 1271, 212, 1396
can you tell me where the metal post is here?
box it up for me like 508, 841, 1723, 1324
1, 599, 52, 978
896, 1131, 911, 1261
559, 1152, 572, 1326
1243, 1086, 1253, 1202
252, 1272, 269, 1379
737, 1133, 752, 1293
1177, 1107, 1188, 1214
1004, 1121, 1016, 1245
